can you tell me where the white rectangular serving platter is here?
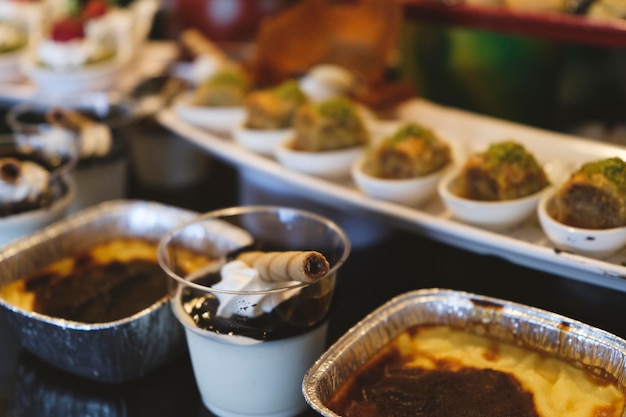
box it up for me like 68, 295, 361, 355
157, 98, 626, 293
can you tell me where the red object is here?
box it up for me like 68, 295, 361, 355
50, 17, 85, 42
82, 0, 109, 19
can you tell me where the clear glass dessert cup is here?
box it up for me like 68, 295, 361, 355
157, 206, 351, 417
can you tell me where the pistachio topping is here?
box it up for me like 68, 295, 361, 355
578, 157, 626, 189
482, 140, 542, 171
386, 123, 439, 145
316, 97, 358, 121
272, 79, 307, 103
204, 67, 249, 88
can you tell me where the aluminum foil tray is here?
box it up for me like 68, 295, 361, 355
0, 199, 199, 384
303, 288, 626, 416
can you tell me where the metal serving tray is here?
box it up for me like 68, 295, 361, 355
303, 288, 626, 416
0, 199, 198, 384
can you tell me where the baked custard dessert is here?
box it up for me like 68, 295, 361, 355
0, 238, 209, 323
243, 79, 308, 130
328, 325, 626, 417
552, 157, 626, 229
454, 140, 549, 201
367, 122, 452, 179
291, 96, 369, 151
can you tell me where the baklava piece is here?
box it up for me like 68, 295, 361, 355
369, 123, 451, 179
552, 157, 626, 229
454, 140, 549, 201
243, 80, 308, 130
291, 97, 369, 151
193, 65, 251, 107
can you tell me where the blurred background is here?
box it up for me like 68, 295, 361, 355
152, 0, 626, 140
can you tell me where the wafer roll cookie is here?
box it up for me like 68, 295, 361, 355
181, 28, 226, 59
237, 251, 330, 283
46, 107, 95, 131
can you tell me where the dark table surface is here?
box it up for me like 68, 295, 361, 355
1, 128, 626, 417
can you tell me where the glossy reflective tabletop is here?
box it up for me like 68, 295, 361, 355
1, 143, 626, 417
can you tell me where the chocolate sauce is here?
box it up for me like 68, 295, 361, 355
328, 347, 540, 417
180, 272, 332, 341
24, 258, 168, 323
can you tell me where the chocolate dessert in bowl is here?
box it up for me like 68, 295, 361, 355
0, 131, 77, 247
157, 206, 350, 417
7, 92, 136, 213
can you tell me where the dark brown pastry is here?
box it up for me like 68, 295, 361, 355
454, 140, 549, 201
244, 80, 308, 130
291, 97, 369, 151
553, 157, 626, 229
369, 122, 451, 179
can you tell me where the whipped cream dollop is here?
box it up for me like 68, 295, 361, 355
37, 38, 106, 70
212, 260, 300, 318
0, 158, 49, 203
299, 64, 356, 102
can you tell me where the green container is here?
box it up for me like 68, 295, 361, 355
399, 21, 561, 129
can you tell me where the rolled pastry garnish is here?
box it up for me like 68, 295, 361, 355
236, 251, 330, 283
0, 158, 21, 184
181, 28, 227, 59
45, 107, 95, 131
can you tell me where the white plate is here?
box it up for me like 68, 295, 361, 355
172, 92, 245, 135
231, 123, 291, 156
21, 50, 132, 97
157, 99, 626, 293
352, 156, 451, 207
274, 137, 365, 180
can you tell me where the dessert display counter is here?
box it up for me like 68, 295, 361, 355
1, 1, 626, 416
1, 155, 626, 417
